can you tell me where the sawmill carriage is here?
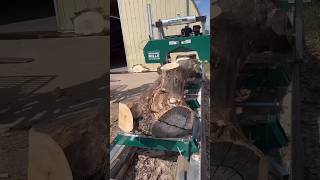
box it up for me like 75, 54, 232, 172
211, 0, 305, 179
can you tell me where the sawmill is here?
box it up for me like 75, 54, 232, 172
211, 0, 306, 179
109, 0, 310, 179
110, 0, 210, 178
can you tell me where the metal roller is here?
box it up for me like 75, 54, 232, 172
160, 16, 197, 27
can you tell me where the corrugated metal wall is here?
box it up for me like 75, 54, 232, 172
54, 0, 107, 32
117, 0, 202, 71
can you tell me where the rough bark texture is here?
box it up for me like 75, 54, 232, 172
123, 60, 200, 138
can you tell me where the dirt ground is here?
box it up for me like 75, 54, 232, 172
301, 33, 320, 180
0, 36, 108, 179
110, 72, 158, 142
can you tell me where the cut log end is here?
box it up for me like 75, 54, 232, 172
152, 106, 194, 138
28, 129, 73, 180
160, 62, 180, 71
74, 11, 106, 35
118, 103, 134, 133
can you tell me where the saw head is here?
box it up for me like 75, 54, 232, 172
144, 35, 210, 64
144, 15, 210, 64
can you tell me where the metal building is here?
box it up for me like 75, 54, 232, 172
117, 0, 202, 71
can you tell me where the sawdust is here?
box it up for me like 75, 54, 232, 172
125, 151, 178, 180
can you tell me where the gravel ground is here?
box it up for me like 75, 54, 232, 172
301, 34, 320, 180
0, 130, 28, 180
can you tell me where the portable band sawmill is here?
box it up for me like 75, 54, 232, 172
111, 3, 210, 180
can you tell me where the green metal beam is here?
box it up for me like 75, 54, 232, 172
113, 133, 199, 158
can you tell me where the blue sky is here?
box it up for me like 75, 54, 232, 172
194, 0, 210, 31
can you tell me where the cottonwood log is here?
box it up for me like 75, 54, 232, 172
119, 59, 200, 138
28, 130, 73, 180
73, 9, 107, 35
30, 102, 107, 179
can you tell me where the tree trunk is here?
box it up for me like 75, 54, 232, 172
119, 60, 200, 138
31, 102, 107, 179
28, 130, 73, 180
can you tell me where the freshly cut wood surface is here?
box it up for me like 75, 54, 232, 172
73, 10, 106, 35
160, 62, 179, 71
32, 103, 107, 179
28, 130, 73, 180
118, 102, 133, 133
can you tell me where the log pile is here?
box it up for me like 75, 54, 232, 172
119, 59, 201, 138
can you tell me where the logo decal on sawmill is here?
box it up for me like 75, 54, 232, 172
181, 39, 191, 44
148, 51, 160, 60
169, 41, 179, 45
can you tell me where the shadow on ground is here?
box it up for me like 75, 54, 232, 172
110, 83, 152, 103
0, 75, 57, 106
0, 73, 107, 129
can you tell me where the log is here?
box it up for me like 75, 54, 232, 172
118, 59, 200, 138
31, 102, 107, 179
211, 141, 270, 180
118, 103, 133, 133
73, 9, 107, 35
28, 130, 73, 180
